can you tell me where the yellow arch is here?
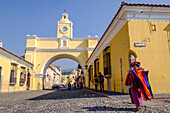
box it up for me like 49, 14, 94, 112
41, 54, 84, 75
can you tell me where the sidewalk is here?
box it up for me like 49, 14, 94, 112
83, 87, 170, 100
82, 88, 127, 98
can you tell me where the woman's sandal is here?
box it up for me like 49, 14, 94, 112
136, 105, 141, 111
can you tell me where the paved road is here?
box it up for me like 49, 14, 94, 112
0, 88, 170, 113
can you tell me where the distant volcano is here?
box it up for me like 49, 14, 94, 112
62, 68, 77, 75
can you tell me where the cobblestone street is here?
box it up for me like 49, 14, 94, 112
0, 88, 170, 113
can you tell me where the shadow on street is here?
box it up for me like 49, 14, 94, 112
85, 88, 128, 96
82, 106, 135, 112
28, 88, 104, 100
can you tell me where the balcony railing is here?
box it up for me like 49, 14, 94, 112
9, 77, 17, 85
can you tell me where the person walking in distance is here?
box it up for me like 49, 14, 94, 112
68, 82, 71, 90
99, 72, 104, 91
93, 74, 99, 92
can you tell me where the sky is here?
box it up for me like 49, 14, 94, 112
0, 0, 170, 69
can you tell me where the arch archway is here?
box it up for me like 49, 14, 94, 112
41, 54, 85, 75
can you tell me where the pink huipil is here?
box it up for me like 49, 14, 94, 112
125, 70, 142, 105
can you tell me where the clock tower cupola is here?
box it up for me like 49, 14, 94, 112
57, 13, 73, 38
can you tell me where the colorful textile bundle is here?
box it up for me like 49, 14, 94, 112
131, 70, 154, 101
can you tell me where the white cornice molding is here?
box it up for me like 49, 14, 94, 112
95, 56, 99, 60
86, 36, 99, 40
32, 37, 98, 41
124, 6, 170, 21
37, 38, 57, 41
71, 38, 87, 41
34, 73, 44, 78
87, 8, 127, 65
86, 48, 94, 51
71, 37, 98, 41
0, 48, 33, 68
27, 35, 37, 39
59, 36, 70, 40
26, 47, 37, 51
87, 5, 170, 65
37, 49, 86, 52
59, 46, 69, 49
103, 44, 110, 50
26, 47, 94, 52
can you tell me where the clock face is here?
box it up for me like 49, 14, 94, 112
61, 26, 68, 33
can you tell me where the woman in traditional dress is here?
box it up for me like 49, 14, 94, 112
125, 61, 142, 111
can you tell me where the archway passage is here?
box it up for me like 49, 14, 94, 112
53, 58, 78, 75
41, 54, 85, 75
24, 13, 98, 90
42, 55, 86, 90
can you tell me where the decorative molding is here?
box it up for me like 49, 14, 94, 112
0, 48, 33, 68
103, 44, 110, 50
71, 38, 87, 41
26, 47, 37, 51
37, 38, 57, 41
86, 48, 94, 51
87, 14, 127, 65
95, 56, 99, 59
34, 74, 44, 78
20, 66, 26, 68
58, 36, 70, 39
26, 47, 95, 52
11, 62, 19, 65
86, 36, 99, 40
36, 49, 86, 52
59, 47, 69, 49
87, 4, 170, 65
28, 37, 98, 41
124, 6, 170, 21
27, 35, 37, 39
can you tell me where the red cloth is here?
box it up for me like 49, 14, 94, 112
125, 70, 139, 92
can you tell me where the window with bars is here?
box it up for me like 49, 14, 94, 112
10, 63, 17, 85
20, 67, 26, 85
90, 66, 93, 81
103, 48, 111, 75
95, 60, 99, 76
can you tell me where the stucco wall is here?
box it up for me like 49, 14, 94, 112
108, 22, 130, 93
128, 21, 170, 94
0, 55, 33, 92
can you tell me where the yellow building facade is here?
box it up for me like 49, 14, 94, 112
1, 3, 170, 94
0, 47, 33, 92
86, 3, 170, 94
61, 74, 76, 86
25, 13, 98, 90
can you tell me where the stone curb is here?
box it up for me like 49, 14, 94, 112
154, 97, 170, 99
